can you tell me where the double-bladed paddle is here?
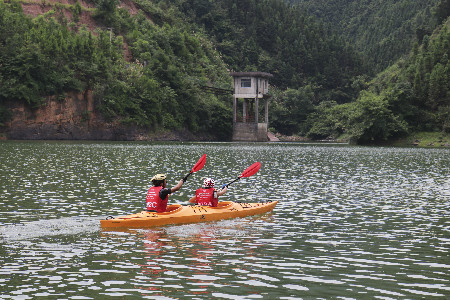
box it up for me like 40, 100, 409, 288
223, 162, 261, 188
183, 154, 207, 181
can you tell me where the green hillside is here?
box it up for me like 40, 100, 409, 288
1, 0, 449, 143
0, 0, 233, 139
306, 17, 450, 144
293, 0, 440, 73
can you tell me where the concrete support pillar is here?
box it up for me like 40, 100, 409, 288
233, 96, 237, 122
255, 97, 259, 124
265, 98, 269, 123
243, 99, 247, 123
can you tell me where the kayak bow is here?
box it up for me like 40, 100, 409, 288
100, 201, 278, 228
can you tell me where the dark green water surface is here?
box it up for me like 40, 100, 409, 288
1, 141, 449, 299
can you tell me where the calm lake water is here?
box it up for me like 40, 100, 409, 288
1, 141, 449, 299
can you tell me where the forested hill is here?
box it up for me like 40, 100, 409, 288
306, 17, 450, 144
0, 0, 449, 143
292, 0, 440, 73
0, 0, 366, 140
172, 0, 366, 93
0, 0, 234, 139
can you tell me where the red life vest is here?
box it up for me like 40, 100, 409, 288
195, 188, 218, 207
146, 186, 169, 213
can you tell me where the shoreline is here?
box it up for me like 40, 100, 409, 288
1, 131, 449, 148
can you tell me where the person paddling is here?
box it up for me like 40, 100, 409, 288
189, 178, 228, 207
146, 174, 186, 213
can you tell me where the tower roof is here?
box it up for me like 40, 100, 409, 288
230, 72, 273, 78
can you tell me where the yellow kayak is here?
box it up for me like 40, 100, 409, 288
100, 201, 278, 228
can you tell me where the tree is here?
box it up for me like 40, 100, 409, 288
434, 0, 450, 25
344, 91, 408, 143
270, 86, 316, 135
429, 62, 449, 110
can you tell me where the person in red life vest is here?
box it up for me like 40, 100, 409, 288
188, 178, 228, 207
146, 173, 186, 213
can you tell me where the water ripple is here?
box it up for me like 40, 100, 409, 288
1, 141, 449, 299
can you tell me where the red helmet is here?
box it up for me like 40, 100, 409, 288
203, 178, 215, 188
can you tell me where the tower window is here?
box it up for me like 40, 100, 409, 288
241, 78, 251, 87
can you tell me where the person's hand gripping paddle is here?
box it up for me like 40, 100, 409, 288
182, 154, 207, 182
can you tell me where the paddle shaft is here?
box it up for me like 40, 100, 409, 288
183, 171, 196, 180
225, 177, 240, 187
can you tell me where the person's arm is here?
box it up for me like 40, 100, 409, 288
169, 179, 184, 193
158, 179, 184, 199
189, 195, 197, 204
217, 186, 227, 197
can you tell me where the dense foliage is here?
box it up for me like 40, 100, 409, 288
306, 18, 450, 143
1, 0, 449, 143
0, 1, 119, 108
0, 0, 232, 138
168, 0, 369, 136
293, 0, 440, 73
173, 0, 366, 95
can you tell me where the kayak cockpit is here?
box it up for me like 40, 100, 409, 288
158, 204, 183, 214
212, 201, 233, 209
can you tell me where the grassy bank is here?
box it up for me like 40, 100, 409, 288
391, 132, 450, 148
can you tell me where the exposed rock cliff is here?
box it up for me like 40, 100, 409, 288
2, 92, 143, 140
1, 91, 202, 141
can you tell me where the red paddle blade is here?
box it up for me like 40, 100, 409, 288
240, 162, 261, 178
191, 154, 206, 173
